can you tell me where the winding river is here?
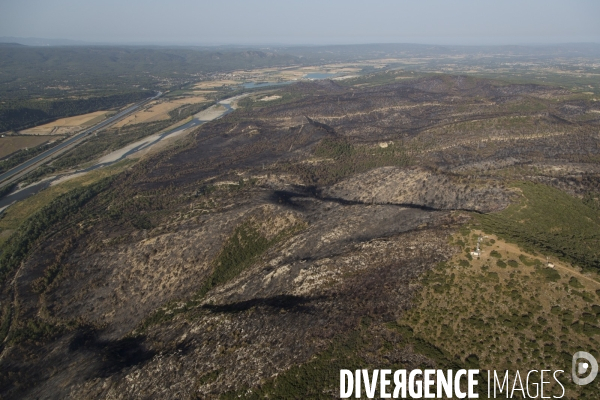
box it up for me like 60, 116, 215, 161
0, 96, 240, 212
0, 73, 349, 213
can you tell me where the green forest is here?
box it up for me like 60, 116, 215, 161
477, 182, 600, 272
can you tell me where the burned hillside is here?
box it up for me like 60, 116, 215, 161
1, 74, 600, 399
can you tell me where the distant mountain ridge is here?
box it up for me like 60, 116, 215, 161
0, 36, 92, 46
1, 36, 599, 53
0, 42, 25, 47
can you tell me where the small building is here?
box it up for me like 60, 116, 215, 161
471, 235, 483, 258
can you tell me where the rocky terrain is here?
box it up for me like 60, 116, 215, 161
1, 73, 600, 398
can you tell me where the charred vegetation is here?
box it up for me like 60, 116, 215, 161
1, 73, 600, 399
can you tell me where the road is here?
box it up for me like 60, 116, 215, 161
0, 91, 162, 186
0, 94, 246, 213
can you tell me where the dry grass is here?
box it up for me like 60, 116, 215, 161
0, 135, 62, 159
170, 95, 209, 105
114, 101, 177, 127
259, 95, 282, 102
244, 65, 362, 82
193, 80, 240, 89
114, 95, 209, 127
192, 64, 364, 90
20, 111, 109, 135
399, 228, 600, 397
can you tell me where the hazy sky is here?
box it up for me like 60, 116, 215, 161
1, 0, 599, 45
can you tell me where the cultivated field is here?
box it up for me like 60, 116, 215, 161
114, 95, 209, 127
20, 111, 109, 135
259, 95, 282, 101
236, 64, 363, 81
193, 64, 365, 90
0, 135, 62, 159
193, 80, 240, 89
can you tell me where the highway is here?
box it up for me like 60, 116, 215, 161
0, 91, 162, 186
0, 94, 237, 212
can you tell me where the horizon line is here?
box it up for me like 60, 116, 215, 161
1, 36, 600, 48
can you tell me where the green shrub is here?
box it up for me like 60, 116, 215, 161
287, 138, 412, 185
197, 222, 281, 297
583, 323, 600, 336
0, 177, 113, 284
571, 290, 594, 303
140, 219, 305, 331
537, 268, 561, 282
131, 215, 154, 230
519, 255, 536, 266
569, 277, 584, 288
581, 313, 597, 323
465, 354, 480, 368
0, 305, 12, 345
478, 182, 600, 272
9, 318, 62, 345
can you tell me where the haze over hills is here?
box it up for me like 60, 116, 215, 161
2, 42, 599, 132
0, 37, 93, 46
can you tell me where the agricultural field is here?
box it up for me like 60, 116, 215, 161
19, 110, 110, 135
114, 94, 210, 127
230, 64, 363, 82
193, 80, 241, 89
0, 135, 62, 159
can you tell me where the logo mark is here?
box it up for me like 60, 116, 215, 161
572, 351, 598, 385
